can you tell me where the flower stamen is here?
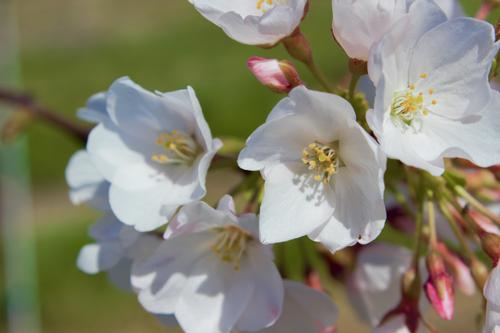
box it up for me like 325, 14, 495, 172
390, 74, 438, 132
211, 226, 252, 270
302, 142, 340, 184
151, 130, 199, 165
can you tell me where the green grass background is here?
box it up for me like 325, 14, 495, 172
0, 0, 496, 332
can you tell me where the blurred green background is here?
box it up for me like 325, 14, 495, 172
0, 0, 497, 332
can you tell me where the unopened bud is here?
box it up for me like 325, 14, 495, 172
247, 57, 302, 93
436, 243, 475, 296
463, 169, 497, 190
424, 252, 454, 320
470, 210, 500, 235
481, 233, 500, 264
476, 188, 500, 203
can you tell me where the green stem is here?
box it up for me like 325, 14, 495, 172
438, 200, 474, 262
348, 73, 361, 101
426, 195, 438, 249
455, 185, 500, 225
305, 61, 335, 94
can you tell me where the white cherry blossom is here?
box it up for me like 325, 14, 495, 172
348, 244, 413, 326
484, 265, 500, 333
77, 213, 160, 291
238, 86, 386, 252
367, 0, 500, 175
86, 77, 222, 231
131, 195, 284, 333
187, 0, 308, 46
332, 0, 463, 61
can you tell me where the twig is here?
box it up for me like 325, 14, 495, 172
0, 87, 89, 143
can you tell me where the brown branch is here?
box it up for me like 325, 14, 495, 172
0, 87, 90, 143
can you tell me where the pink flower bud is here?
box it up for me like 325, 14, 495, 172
424, 252, 455, 320
470, 210, 500, 235
247, 56, 302, 93
436, 243, 475, 296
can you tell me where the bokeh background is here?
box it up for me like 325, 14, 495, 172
0, 0, 498, 332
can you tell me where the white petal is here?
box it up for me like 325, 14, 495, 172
418, 90, 500, 166
409, 18, 498, 119
176, 255, 254, 333
332, 0, 412, 61
238, 86, 355, 171
132, 233, 212, 314
77, 92, 108, 123
259, 162, 335, 244
65, 150, 110, 210
235, 245, 284, 331
165, 200, 235, 239
255, 280, 337, 333
348, 244, 412, 325
109, 162, 201, 231
310, 166, 386, 252
107, 258, 133, 292
106, 77, 190, 140
485, 265, 500, 307
77, 243, 123, 274
87, 122, 146, 181
368, 0, 447, 87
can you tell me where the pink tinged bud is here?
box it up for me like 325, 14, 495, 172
247, 56, 302, 93
436, 243, 475, 296
470, 210, 500, 236
424, 252, 455, 320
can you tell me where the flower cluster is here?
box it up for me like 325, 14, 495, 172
64, 0, 500, 332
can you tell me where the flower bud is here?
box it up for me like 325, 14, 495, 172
436, 243, 475, 296
470, 210, 500, 235
481, 233, 500, 264
424, 252, 455, 320
463, 169, 497, 190
476, 188, 500, 203
247, 57, 302, 93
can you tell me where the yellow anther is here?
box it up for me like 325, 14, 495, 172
302, 142, 340, 183
420, 73, 428, 79
152, 130, 199, 165
211, 226, 251, 271
432, 100, 437, 105
428, 88, 434, 95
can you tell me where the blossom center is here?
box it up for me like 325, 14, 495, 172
211, 226, 252, 270
256, 0, 287, 13
151, 130, 199, 165
302, 142, 340, 183
390, 73, 438, 132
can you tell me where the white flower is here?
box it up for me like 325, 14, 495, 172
367, 0, 500, 175
484, 265, 500, 333
332, 0, 463, 61
188, 0, 308, 46
66, 150, 110, 211
248, 280, 338, 333
66, 92, 110, 211
86, 77, 222, 231
348, 244, 413, 326
238, 86, 386, 252
131, 195, 284, 333
77, 213, 160, 290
